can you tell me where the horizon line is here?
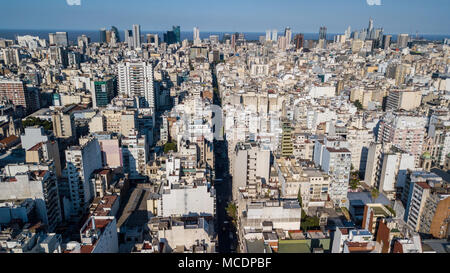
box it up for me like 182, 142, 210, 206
0, 28, 449, 36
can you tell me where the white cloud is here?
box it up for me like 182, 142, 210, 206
366, 0, 381, 6
66, 0, 81, 6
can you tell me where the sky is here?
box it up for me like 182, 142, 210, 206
0, 0, 449, 34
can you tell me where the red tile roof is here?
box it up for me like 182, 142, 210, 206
0, 135, 19, 146
416, 182, 431, 190
28, 142, 44, 151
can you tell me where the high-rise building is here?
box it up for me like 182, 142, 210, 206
68, 51, 81, 68
164, 29, 177, 45
92, 76, 117, 108
51, 105, 76, 139
132, 24, 141, 49
284, 27, 292, 46
294, 34, 304, 50
0, 78, 38, 114
99, 28, 107, 44
0, 163, 62, 232
2, 48, 20, 66
231, 33, 236, 51
402, 172, 446, 233
222, 33, 231, 44
397, 34, 409, 48
65, 138, 103, 220
281, 122, 293, 156
232, 142, 270, 201
146, 34, 159, 47
209, 35, 219, 45
118, 61, 155, 109
382, 34, 392, 50
105, 30, 112, 44
314, 136, 351, 207
48, 46, 68, 68
272, 29, 278, 42
193, 27, 201, 45
265, 30, 271, 42
49, 32, 68, 47
25, 137, 62, 178
111, 26, 120, 43
386, 90, 422, 111
77, 35, 90, 48
345, 26, 351, 39
172, 25, 181, 43
277, 36, 287, 51
121, 130, 148, 178
367, 18, 374, 39
378, 114, 427, 167
319, 26, 327, 40
125, 30, 133, 48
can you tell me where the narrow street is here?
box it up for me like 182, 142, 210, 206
211, 62, 237, 253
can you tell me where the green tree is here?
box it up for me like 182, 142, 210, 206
163, 142, 177, 153
371, 188, 380, 202
353, 100, 363, 110
226, 202, 237, 225
22, 117, 53, 131
302, 216, 320, 231
297, 189, 303, 207
350, 179, 359, 190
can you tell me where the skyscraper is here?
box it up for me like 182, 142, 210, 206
265, 30, 271, 42
345, 26, 351, 39
272, 29, 278, 42
111, 26, 121, 43
397, 34, 409, 48
319, 26, 327, 40
125, 30, 133, 48
193, 27, 201, 45
173, 25, 181, 44
382, 34, 392, 50
49, 32, 68, 47
294, 34, 304, 50
99, 28, 107, 44
284, 27, 292, 46
164, 30, 176, 45
367, 18, 374, 39
231, 33, 236, 51
278, 36, 287, 51
118, 61, 155, 109
132, 24, 141, 49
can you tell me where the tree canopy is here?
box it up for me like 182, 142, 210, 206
163, 141, 177, 153
22, 117, 52, 131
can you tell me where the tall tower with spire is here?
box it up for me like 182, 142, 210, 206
368, 18, 374, 39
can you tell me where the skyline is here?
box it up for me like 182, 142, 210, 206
0, 0, 449, 35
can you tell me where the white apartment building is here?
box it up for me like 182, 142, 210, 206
314, 137, 351, 207
232, 142, 270, 201
65, 138, 102, 220
121, 131, 148, 178
378, 114, 427, 167
0, 163, 62, 231
118, 61, 155, 109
